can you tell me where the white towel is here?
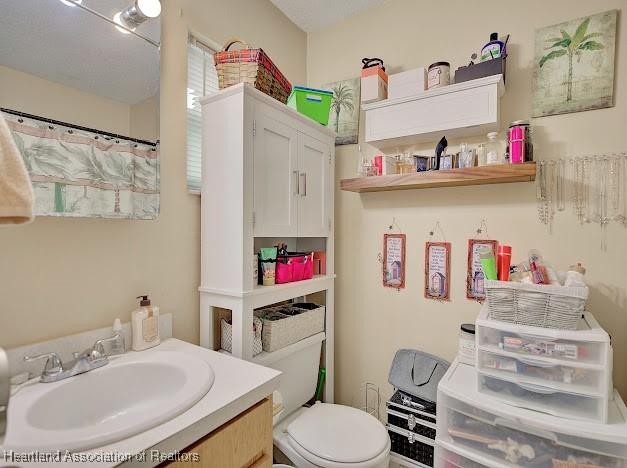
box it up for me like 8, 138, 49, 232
0, 113, 34, 224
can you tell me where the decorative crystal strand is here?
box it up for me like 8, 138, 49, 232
536, 161, 546, 224
556, 159, 566, 211
608, 154, 619, 222
600, 156, 609, 250
548, 161, 556, 232
619, 153, 627, 226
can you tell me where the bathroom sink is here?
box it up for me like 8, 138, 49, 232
4, 349, 214, 451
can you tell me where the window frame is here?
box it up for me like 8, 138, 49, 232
186, 31, 222, 195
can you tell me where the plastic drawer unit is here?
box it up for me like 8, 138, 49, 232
475, 307, 612, 423
435, 361, 627, 468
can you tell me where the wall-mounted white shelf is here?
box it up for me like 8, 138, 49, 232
362, 75, 505, 150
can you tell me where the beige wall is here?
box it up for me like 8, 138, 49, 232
0, 0, 306, 349
0, 65, 131, 135
130, 95, 160, 142
307, 0, 627, 405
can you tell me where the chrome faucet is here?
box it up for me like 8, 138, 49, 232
24, 333, 124, 383
0, 347, 8, 445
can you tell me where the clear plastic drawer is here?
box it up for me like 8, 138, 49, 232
477, 348, 609, 397
478, 372, 608, 423
476, 307, 611, 368
437, 387, 627, 467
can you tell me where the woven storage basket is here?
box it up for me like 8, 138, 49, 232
220, 317, 263, 356
485, 280, 588, 330
255, 304, 324, 352
214, 38, 292, 104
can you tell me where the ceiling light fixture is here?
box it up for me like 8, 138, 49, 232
114, 0, 161, 33
58, 0, 83, 6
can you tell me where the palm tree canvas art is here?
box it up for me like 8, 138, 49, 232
533, 10, 617, 117
322, 78, 360, 145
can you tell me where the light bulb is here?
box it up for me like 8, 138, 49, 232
136, 0, 161, 18
58, 0, 83, 6
113, 12, 132, 34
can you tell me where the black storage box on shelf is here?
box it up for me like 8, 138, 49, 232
454, 55, 507, 84
386, 390, 437, 467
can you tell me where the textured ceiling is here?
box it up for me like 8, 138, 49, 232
270, 0, 386, 32
0, 0, 160, 104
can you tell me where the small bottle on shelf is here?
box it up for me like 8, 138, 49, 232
485, 132, 503, 165
476, 143, 488, 166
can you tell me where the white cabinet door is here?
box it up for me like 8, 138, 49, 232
297, 132, 330, 237
253, 111, 298, 237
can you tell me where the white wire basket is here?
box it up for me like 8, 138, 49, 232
485, 280, 589, 330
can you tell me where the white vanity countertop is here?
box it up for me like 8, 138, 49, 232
2, 339, 281, 467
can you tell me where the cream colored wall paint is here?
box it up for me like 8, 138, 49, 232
0, 65, 130, 135
130, 95, 160, 142
0, 0, 306, 349
307, 0, 627, 405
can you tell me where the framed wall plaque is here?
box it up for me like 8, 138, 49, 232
383, 233, 406, 289
424, 242, 451, 300
467, 239, 498, 301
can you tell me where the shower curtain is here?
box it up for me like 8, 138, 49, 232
3, 112, 159, 220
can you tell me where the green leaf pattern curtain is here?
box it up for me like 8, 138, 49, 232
4, 113, 159, 219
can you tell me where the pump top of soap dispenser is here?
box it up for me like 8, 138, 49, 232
137, 295, 151, 306
490, 32, 498, 41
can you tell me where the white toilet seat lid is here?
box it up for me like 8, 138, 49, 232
287, 403, 389, 463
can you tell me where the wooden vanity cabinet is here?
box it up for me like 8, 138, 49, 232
163, 397, 273, 468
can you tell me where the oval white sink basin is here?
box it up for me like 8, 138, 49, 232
5, 350, 214, 451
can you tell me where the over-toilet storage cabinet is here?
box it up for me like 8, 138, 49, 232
198, 83, 336, 401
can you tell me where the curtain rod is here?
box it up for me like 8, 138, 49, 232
1, 108, 159, 147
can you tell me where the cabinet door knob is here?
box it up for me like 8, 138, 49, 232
293, 170, 300, 196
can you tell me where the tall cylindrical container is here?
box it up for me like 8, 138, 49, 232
508, 125, 525, 164
497, 245, 512, 281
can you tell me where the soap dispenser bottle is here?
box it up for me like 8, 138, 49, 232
132, 295, 160, 351
480, 32, 505, 62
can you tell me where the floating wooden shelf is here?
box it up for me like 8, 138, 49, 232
340, 163, 536, 193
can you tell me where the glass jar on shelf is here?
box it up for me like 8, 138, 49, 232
486, 132, 504, 165
398, 152, 416, 174
476, 143, 488, 166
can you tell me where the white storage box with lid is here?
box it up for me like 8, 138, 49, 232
388, 67, 427, 99
475, 306, 612, 423
435, 360, 627, 468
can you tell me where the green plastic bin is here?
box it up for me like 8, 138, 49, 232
287, 86, 333, 126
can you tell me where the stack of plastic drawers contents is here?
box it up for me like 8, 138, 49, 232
386, 391, 437, 467
435, 305, 627, 468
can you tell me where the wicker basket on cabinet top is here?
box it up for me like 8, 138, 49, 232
213, 38, 292, 104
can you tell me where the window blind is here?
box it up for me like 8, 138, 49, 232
187, 36, 219, 192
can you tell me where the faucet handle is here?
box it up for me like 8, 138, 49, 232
24, 352, 63, 379
92, 333, 124, 357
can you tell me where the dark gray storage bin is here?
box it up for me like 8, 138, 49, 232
454, 55, 507, 84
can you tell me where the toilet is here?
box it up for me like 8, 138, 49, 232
267, 334, 390, 468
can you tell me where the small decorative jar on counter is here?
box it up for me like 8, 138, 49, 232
427, 61, 451, 89
458, 323, 476, 365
